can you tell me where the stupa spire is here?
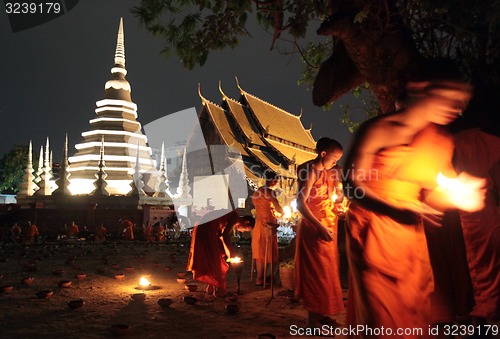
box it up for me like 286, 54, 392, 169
176, 147, 191, 199
53, 134, 71, 196
34, 145, 43, 185
92, 137, 110, 196
34, 137, 52, 196
128, 142, 145, 196
18, 141, 38, 197
114, 17, 125, 69
155, 142, 169, 197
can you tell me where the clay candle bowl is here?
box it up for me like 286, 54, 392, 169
225, 303, 240, 315
114, 273, 125, 280
110, 324, 130, 336
184, 284, 198, 292
36, 289, 53, 299
21, 277, 35, 285
157, 298, 173, 309
58, 280, 72, 288
177, 272, 187, 279
124, 267, 135, 272
111, 264, 120, 269
75, 273, 87, 280
67, 299, 85, 309
176, 278, 187, 284
1, 284, 13, 293
163, 266, 172, 272
131, 293, 146, 302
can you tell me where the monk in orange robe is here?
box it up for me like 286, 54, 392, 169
95, 224, 107, 242
251, 171, 284, 286
295, 137, 345, 328
156, 224, 166, 242
66, 221, 79, 239
122, 220, 134, 241
187, 209, 252, 296
454, 128, 500, 322
344, 78, 485, 338
24, 221, 39, 244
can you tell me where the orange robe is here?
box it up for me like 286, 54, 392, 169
295, 164, 344, 316
156, 225, 166, 242
95, 226, 107, 242
186, 210, 237, 289
454, 129, 500, 320
251, 187, 279, 263
122, 220, 134, 241
346, 127, 452, 338
25, 224, 39, 244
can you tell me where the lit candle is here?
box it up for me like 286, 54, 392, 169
436, 172, 485, 212
139, 277, 151, 289
283, 206, 292, 220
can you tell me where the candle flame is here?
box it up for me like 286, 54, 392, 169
331, 193, 338, 202
139, 277, 151, 287
283, 206, 292, 220
229, 257, 242, 264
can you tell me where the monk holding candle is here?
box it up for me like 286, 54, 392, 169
187, 209, 252, 297
344, 72, 486, 338
251, 171, 284, 286
295, 137, 345, 328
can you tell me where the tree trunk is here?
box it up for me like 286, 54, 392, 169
313, 0, 424, 113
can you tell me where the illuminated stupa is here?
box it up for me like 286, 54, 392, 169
68, 18, 157, 195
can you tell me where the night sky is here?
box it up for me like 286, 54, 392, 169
0, 0, 354, 163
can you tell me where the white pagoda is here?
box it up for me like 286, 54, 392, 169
68, 18, 157, 195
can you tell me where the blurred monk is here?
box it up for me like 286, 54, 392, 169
24, 221, 39, 244
295, 137, 345, 328
187, 209, 252, 297
344, 75, 486, 338
251, 171, 284, 286
66, 221, 79, 239
454, 128, 500, 325
95, 224, 107, 242
156, 223, 166, 242
122, 220, 134, 241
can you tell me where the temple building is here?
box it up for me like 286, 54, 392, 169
190, 81, 317, 215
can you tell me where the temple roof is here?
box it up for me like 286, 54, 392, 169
199, 93, 249, 157
239, 88, 316, 152
247, 147, 295, 178
223, 96, 266, 147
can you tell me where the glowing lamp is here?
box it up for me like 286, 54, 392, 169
229, 257, 243, 294
290, 199, 297, 213
283, 206, 292, 220
139, 277, 151, 289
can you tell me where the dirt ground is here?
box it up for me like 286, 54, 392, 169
0, 240, 348, 339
